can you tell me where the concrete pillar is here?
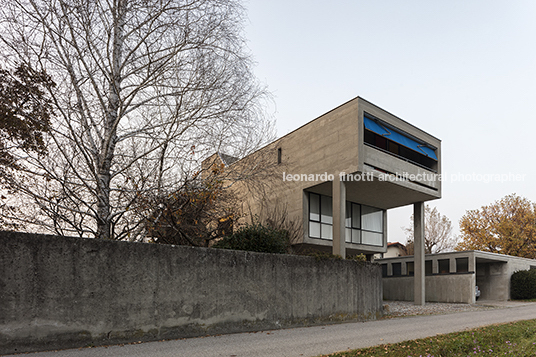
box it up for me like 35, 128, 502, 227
414, 202, 425, 305
332, 175, 346, 258
450, 258, 457, 273
432, 259, 438, 274
469, 254, 476, 273
303, 191, 309, 240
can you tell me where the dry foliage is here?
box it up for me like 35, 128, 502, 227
456, 194, 536, 259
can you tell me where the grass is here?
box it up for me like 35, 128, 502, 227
319, 319, 536, 357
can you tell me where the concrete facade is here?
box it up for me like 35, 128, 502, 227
0, 231, 382, 355
210, 96, 442, 262
379, 251, 536, 303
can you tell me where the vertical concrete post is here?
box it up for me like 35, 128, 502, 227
469, 253, 477, 303
303, 191, 309, 240
414, 201, 425, 305
450, 258, 457, 273
332, 175, 346, 258
468, 253, 476, 273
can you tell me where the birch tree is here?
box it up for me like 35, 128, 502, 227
0, 0, 273, 239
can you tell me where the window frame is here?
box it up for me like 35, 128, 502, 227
308, 192, 384, 246
438, 259, 450, 274
308, 193, 332, 240
456, 257, 469, 273
392, 262, 402, 276
363, 113, 438, 172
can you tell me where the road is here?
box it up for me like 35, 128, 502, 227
6, 302, 536, 357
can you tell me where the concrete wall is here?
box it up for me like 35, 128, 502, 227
379, 251, 477, 303
383, 274, 475, 303
0, 231, 383, 355
476, 262, 507, 301
476, 256, 536, 301
378, 251, 536, 303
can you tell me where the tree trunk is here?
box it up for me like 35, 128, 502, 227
96, 0, 124, 239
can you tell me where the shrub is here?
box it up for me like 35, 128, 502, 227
212, 223, 290, 254
304, 251, 343, 261
511, 269, 536, 300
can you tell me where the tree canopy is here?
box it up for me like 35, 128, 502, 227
0, 0, 273, 239
404, 204, 457, 254
456, 194, 536, 259
0, 64, 55, 231
0, 64, 55, 169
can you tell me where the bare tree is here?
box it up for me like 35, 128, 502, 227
0, 0, 274, 239
404, 204, 457, 254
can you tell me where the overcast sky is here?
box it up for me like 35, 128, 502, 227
244, 0, 536, 243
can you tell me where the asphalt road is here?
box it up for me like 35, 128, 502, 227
7, 303, 536, 357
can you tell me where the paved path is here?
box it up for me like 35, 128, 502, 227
7, 302, 536, 357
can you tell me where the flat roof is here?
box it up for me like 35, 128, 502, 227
377, 250, 536, 264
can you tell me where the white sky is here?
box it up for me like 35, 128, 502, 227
244, 0, 536, 243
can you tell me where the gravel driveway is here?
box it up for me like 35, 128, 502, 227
383, 300, 498, 317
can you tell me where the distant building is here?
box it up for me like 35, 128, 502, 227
377, 251, 536, 303
375, 242, 408, 259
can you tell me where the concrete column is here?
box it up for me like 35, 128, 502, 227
414, 202, 425, 305
432, 259, 438, 274
450, 258, 457, 273
303, 191, 309, 240
332, 175, 346, 258
469, 254, 476, 273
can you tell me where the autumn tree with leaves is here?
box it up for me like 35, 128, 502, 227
456, 194, 536, 259
0, 64, 56, 230
404, 204, 457, 254
0, 64, 55, 170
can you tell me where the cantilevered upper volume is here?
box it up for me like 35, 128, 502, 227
204, 96, 441, 259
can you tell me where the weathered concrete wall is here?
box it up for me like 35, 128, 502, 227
383, 273, 475, 303
476, 262, 507, 301
477, 258, 536, 301
379, 251, 536, 303
0, 231, 382, 355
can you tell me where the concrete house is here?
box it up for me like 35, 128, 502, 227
379, 251, 536, 303
206, 97, 441, 304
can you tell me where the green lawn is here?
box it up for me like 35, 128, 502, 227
319, 319, 536, 357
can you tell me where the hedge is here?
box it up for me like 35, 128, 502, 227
511, 269, 536, 300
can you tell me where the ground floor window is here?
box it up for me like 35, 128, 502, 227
438, 259, 450, 274
392, 262, 402, 276
308, 192, 384, 246
406, 261, 414, 276
425, 260, 433, 275
456, 257, 469, 273
308, 193, 332, 239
